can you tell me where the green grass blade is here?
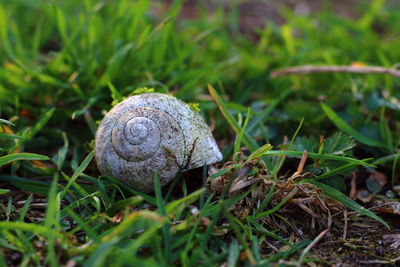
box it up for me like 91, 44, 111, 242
251, 186, 298, 219
84, 239, 118, 266
314, 160, 371, 181
0, 222, 62, 239
165, 188, 205, 216
247, 144, 273, 162
0, 119, 14, 126
263, 150, 375, 167
125, 220, 167, 255
65, 208, 101, 243
45, 173, 60, 267
102, 210, 165, 242
13, 108, 55, 151
106, 196, 143, 216
71, 151, 94, 181
54, 5, 68, 43
321, 103, 386, 148
0, 189, 10, 195
61, 173, 90, 199
289, 117, 305, 146
379, 107, 393, 152
108, 82, 124, 104
0, 153, 49, 167
233, 108, 251, 157
154, 173, 171, 263
223, 207, 256, 264
250, 221, 292, 246
101, 175, 156, 205
392, 150, 400, 186
208, 84, 258, 152
0, 133, 23, 140
99, 43, 135, 86
60, 150, 94, 198
0, 175, 50, 195
53, 132, 69, 170
0, 5, 16, 59
45, 174, 60, 229
18, 194, 33, 221
303, 179, 389, 229
372, 153, 399, 165
253, 175, 277, 215
358, 0, 385, 28
23, 107, 55, 141
0, 250, 7, 266
208, 164, 242, 180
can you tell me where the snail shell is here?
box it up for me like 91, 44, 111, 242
94, 93, 222, 192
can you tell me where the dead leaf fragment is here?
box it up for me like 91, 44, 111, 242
374, 202, 400, 215
111, 210, 124, 223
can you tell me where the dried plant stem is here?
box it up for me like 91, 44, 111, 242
291, 151, 308, 179
298, 229, 330, 266
349, 172, 357, 200
343, 209, 348, 240
271, 65, 400, 78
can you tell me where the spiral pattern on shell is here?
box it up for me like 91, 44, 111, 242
111, 107, 184, 164
94, 93, 222, 193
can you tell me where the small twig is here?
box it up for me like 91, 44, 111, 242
343, 208, 348, 240
271, 65, 400, 78
349, 172, 357, 200
359, 256, 400, 265
16, 202, 48, 208
264, 240, 280, 252
297, 229, 330, 266
315, 194, 332, 228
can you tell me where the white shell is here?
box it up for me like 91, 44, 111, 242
94, 93, 222, 192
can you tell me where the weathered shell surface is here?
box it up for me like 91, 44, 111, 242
95, 93, 222, 192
